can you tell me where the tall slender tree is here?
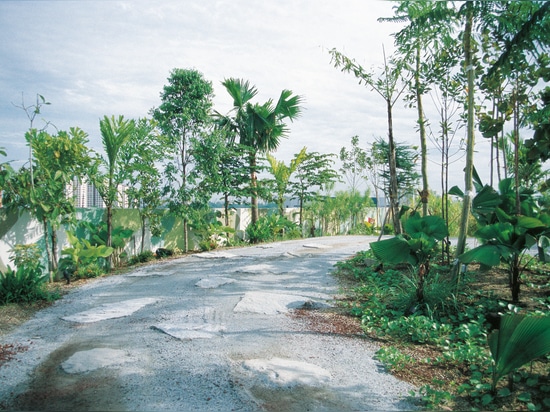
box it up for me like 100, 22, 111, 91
330, 47, 407, 234
152, 68, 214, 252
95, 115, 135, 269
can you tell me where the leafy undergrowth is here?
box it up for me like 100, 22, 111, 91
334, 250, 550, 411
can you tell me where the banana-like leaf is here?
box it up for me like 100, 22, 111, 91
488, 315, 550, 388
370, 236, 415, 265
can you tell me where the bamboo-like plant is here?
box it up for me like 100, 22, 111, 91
488, 314, 550, 393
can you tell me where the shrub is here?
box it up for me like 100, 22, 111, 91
246, 214, 300, 244
0, 244, 50, 305
0, 265, 49, 304
128, 250, 155, 265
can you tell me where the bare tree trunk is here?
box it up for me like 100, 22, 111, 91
415, 45, 429, 217
387, 99, 402, 235
250, 153, 259, 224
455, 3, 475, 259
42, 219, 54, 282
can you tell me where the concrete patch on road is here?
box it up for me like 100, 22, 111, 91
235, 263, 287, 275
195, 277, 236, 288
125, 269, 174, 277
242, 357, 331, 387
152, 323, 225, 340
61, 348, 133, 374
195, 251, 237, 259
61, 297, 159, 323
234, 292, 324, 315
302, 243, 331, 249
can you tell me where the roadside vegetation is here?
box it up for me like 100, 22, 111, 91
335, 234, 550, 411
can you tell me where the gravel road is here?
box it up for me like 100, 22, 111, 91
0, 236, 418, 411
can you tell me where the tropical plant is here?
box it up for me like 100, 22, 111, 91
245, 213, 300, 244
266, 147, 307, 217
0, 244, 48, 304
58, 231, 113, 280
457, 177, 549, 302
93, 115, 135, 269
218, 78, 303, 224
370, 212, 449, 305
488, 314, 550, 394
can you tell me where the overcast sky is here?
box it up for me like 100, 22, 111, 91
0, 0, 478, 193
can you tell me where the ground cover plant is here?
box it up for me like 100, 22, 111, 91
335, 249, 550, 411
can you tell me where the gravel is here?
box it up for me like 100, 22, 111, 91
0, 236, 419, 411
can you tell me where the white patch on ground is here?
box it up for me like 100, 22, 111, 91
243, 358, 331, 387
61, 298, 158, 323
195, 251, 237, 259
302, 243, 331, 249
125, 269, 173, 277
235, 264, 287, 275
195, 277, 236, 289
233, 292, 317, 315
61, 348, 132, 374
152, 323, 225, 340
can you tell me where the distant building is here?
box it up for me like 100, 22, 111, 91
66, 178, 128, 208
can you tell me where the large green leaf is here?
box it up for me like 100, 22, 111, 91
370, 236, 415, 265
405, 214, 448, 241
459, 244, 507, 267
488, 315, 550, 389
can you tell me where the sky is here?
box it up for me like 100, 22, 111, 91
0, 0, 479, 194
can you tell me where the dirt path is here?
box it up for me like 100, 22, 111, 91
0, 236, 418, 411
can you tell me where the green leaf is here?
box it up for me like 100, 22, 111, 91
518, 392, 532, 402
448, 185, 464, 197
459, 244, 504, 266
488, 315, 550, 391
497, 387, 511, 397
370, 236, 415, 265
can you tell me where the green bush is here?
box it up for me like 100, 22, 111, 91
246, 214, 301, 244
0, 265, 49, 304
128, 250, 155, 265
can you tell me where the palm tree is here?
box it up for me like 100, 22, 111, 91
98, 115, 135, 269
220, 78, 303, 223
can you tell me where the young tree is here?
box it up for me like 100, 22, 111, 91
289, 150, 340, 226
152, 68, 214, 252
330, 48, 407, 234
339, 135, 369, 193
219, 78, 303, 224
192, 129, 252, 227
3, 128, 94, 280
120, 118, 164, 253
94, 115, 135, 269
266, 147, 307, 217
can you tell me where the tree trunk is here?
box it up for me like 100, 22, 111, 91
106, 204, 113, 271
42, 218, 53, 282
250, 152, 259, 224
224, 193, 230, 227
141, 216, 146, 254
415, 45, 429, 217
455, 4, 475, 259
386, 97, 402, 235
